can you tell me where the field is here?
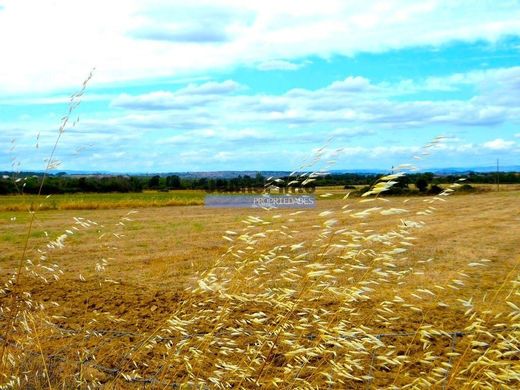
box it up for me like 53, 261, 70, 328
1, 187, 519, 388
0, 191, 205, 212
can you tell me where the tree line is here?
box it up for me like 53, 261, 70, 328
0, 171, 518, 195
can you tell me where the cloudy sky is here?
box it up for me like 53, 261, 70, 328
1, 0, 519, 173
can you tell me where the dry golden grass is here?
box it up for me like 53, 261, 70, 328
1, 187, 519, 388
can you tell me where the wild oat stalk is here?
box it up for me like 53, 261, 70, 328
108, 135, 518, 389
0, 69, 94, 379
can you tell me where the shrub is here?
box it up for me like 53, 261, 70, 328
427, 184, 443, 195
459, 183, 476, 192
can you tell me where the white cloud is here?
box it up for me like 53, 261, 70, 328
179, 80, 241, 95
130, 24, 229, 43
366, 66, 520, 98
329, 128, 375, 138
0, 93, 112, 106
2, 66, 506, 170
112, 91, 204, 110
483, 138, 516, 151
111, 80, 240, 110
256, 59, 306, 71
2, 0, 520, 93
163, 128, 272, 145
328, 76, 374, 93
106, 66, 520, 132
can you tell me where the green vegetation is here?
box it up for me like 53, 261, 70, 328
2, 170, 518, 196
1, 170, 515, 211
0, 191, 205, 211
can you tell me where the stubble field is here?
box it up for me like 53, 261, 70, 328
0, 187, 519, 388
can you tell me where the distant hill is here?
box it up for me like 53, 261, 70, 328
163, 171, 292, 179
429, 166, 520, 175
3, 165, 519, 178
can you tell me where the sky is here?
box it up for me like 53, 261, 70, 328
1, 0, 519, 173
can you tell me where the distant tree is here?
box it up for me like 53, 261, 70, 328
415, 177, 429, 193
78, 177, 88, 192
385, 175, 411, 195
0, 178, 14, 194
166, 175, 181, 189
129, 176, 144, 192
215, 179, 227, 190
243, 175, 252, 188
415, 173, 434, 193
148, 175, 160, 189
196, 178, 208, 190
255, 173, 265, 186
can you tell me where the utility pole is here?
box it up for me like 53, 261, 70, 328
496, 159, 500, 192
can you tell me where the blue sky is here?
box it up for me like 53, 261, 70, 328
1, 0, 519, 172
